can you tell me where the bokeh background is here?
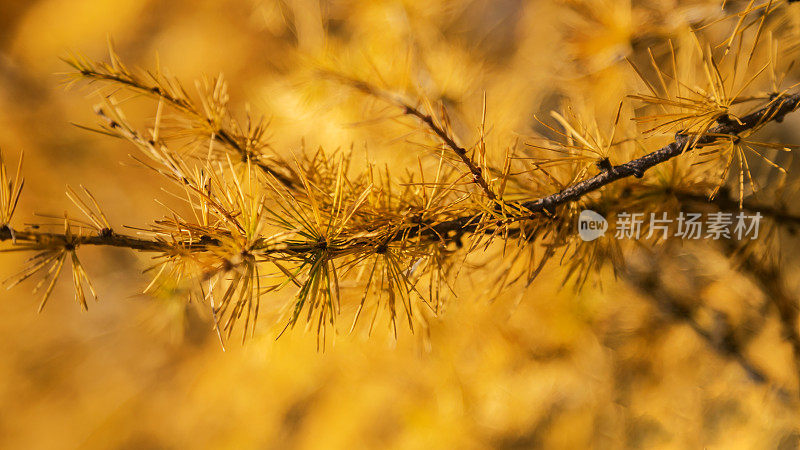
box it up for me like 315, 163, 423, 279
1, 1, 800, 448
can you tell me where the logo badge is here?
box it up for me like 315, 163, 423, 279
578, 210, 607, 241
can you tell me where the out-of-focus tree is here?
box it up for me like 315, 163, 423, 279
2, 1, 800, 448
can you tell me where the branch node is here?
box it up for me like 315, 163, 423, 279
596, 157, 614, 173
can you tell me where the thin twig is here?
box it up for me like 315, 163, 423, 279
331, 75, 498, 200
71, 67, 297, 187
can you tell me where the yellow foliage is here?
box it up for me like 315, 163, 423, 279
1, 0, 800, 448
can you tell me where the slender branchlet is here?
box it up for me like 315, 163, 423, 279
63, 44, 298, 188
323, 72, 499, 201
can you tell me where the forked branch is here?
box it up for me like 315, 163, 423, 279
2, 93, 799, 258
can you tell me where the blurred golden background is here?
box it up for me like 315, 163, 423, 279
1, 1, 799, 448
